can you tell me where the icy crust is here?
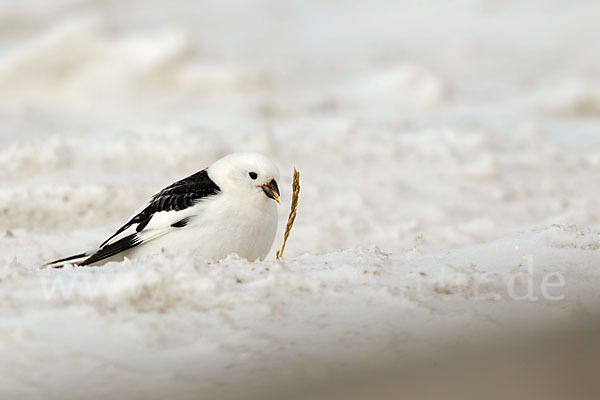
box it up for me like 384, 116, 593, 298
1, 226, 599, 398
12, 225, 599, 312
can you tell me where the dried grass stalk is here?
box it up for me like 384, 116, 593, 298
276, 169, 300, 259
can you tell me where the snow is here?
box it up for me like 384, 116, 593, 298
1, 0, 600, 398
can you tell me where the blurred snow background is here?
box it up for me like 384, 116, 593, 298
1, 0, 599, 399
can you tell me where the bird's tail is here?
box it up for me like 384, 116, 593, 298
43, 252, 89, 268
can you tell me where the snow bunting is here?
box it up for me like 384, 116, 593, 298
46, 152, 280, 267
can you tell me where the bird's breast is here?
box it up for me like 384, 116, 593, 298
183, 196, 278, 260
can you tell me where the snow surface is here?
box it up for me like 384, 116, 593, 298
1, 0, 600, 398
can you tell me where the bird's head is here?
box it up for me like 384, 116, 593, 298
208, 152, 280, 205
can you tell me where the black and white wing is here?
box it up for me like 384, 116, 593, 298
46, 169, 220, 267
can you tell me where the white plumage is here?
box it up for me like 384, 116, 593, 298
46, 152, 280, 267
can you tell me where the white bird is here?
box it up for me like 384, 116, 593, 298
45, 152, 280, 267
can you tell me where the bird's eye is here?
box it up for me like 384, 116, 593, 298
249, 172, 258, 180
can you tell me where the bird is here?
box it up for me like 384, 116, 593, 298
45, 152, 281, 267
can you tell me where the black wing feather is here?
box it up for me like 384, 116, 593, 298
81, 234, 142, 266
100, 169, 220, 247
45, 252, 88, 268
171, 216, 192, 228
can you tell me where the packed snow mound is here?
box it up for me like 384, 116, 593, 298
527, 77, 600, 116
1, 226, 599, 399
0, 16, 264, 105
